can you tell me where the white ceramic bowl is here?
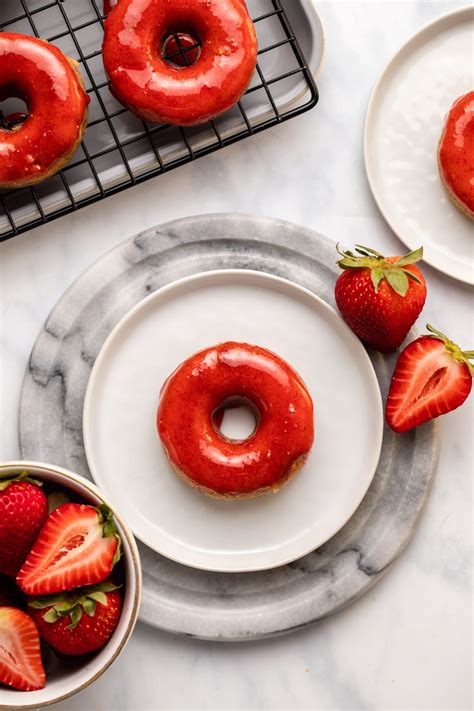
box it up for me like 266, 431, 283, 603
0, 461, 141, 710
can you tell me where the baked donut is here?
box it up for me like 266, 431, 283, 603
0, 33, 89, 190
102, 0, 258, 126
103, 0, 200, 67
157, 342, 314, 499
437, 91, 474, 220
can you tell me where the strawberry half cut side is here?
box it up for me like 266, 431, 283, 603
386, 324, 473, 432
17, 504, 121, 596
0, 607, 45, 691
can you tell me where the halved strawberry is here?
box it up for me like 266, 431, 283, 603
17, 504, 121, 596
386, 325, 473, 432
0, 607, 45, 691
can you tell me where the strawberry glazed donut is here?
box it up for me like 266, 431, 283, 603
102, 0, 258, 126
157, 342, 314, 500
0, 33, 89, 189
438, 91, 474, 220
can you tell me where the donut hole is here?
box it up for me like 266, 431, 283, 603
0, 96, 29, 130
161, 32, 201, 68
212, 397, 260, 443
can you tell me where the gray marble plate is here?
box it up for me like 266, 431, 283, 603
19, 214, 439, 640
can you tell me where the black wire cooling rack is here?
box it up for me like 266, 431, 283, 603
0, 0, 319, 241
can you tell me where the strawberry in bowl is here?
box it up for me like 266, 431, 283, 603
28, 580, 123, 656
0, 607, 45, 692
335, 244, 426, 352
17, 503, 121, 596
0, 472, 48, 579
0, 462, 141, 708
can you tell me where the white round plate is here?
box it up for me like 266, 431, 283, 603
364, 7, 474, 285
83, 270, 383, 573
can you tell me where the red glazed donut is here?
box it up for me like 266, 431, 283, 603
0, 33, 89, 189
157, 342, 314, 499
438, 91, 474, 220
102, 0, 258, 126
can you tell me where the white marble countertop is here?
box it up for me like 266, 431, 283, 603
0, 1, 472, 709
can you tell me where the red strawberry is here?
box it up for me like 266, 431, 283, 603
335, 244, 426, 352
0, 471, 48, 578
386, 325, 473, 432
28, 581, 122, 656
0, 607, 45, 691
17, 504, 121, 596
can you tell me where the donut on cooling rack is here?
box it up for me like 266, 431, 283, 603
437, 91, 474, 220
0, 33, 89, 189
157, 342, 314, 500
102, 0, 258, 126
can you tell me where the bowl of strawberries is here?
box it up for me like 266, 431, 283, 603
0, 461, 141, 709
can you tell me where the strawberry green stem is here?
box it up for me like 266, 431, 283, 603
0, 470, 43, 492
28, 582, 121, 629
336, 244, 424, 296
96, 504, 122, 566
426, 324, 474, 375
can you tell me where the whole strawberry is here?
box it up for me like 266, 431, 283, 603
28, 581, 122, 656
0, 471, 48, 578
335, 244, 426, 352
386, 325, 473, 432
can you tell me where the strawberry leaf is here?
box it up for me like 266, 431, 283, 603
44, 608, 61, 623
30, 581, 121, 627
425, 325, 474, 375
385, 269, 409, 296
112, 535, 122, 566
402, 269, 423, 285
53, 602, 74, 613
96, 506, 122, 565
0, 470, 43, 491
337, 257, 366, 269
370, 268, 384, 293
88, 591, 108, 605
355, 247, 371, 257
395, 246, 423, 267
68, 606, 83, 630
355, 244, 384, 258
29, 598, 59, 610
97, 505, 118, 538
96, 582, 120, 593
83, 598, 97, 617
426, 324, 448, 341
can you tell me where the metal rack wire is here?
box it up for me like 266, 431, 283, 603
0, 0, 319, 241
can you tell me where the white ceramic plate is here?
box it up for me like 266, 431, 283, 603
83, 270, 383, 572
364, 6, 474, 285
